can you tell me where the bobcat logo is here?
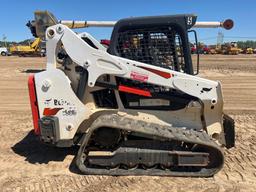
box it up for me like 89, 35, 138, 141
44, 98, 52, 105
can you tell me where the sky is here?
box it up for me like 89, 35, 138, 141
0, 0, 255, 44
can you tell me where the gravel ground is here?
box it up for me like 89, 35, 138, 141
0, 55, 255, 192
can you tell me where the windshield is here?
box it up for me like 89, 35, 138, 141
115, 27, 186, 73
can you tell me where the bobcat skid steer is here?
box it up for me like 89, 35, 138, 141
28, 11, 235, 177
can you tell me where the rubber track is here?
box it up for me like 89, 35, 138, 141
75, 113, 224, 177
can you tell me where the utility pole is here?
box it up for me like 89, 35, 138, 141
2, 34, 7, 48
216, 31, 224, 49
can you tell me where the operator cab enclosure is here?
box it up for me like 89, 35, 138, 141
108, 14, 197, 75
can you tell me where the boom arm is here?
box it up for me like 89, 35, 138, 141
47, 24, 218, 95
46, 23, 223, 123
30, 38, 41, 49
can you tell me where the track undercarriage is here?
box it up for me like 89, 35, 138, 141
75, 114, 225, 176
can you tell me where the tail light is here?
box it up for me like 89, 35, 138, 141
28, 74, 40, 135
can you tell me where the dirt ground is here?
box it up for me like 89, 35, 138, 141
0, 55, 255, 192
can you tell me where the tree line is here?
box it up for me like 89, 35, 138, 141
236, 41, 256, 49
0, 39, 32, 47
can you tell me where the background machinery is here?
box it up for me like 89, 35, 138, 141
0, 47, 8, 56
245, 47, 254, 54
222, 42, 242, 55
214, 42, 242, 55
191, 43, 211, 54
28, 11, 235, 177
9, 37, 45, 57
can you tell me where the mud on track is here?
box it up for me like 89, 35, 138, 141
0, 55, 255, 192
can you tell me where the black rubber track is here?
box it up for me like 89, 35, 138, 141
75, 114, 224, 177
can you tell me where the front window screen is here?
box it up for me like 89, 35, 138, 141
116, 27, 185, 72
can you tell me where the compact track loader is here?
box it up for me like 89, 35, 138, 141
28, 11, 235, 177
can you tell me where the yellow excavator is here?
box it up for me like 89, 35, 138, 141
245, 47, 254, 54
9, 38, 45, 57
216, 42, 242, 55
